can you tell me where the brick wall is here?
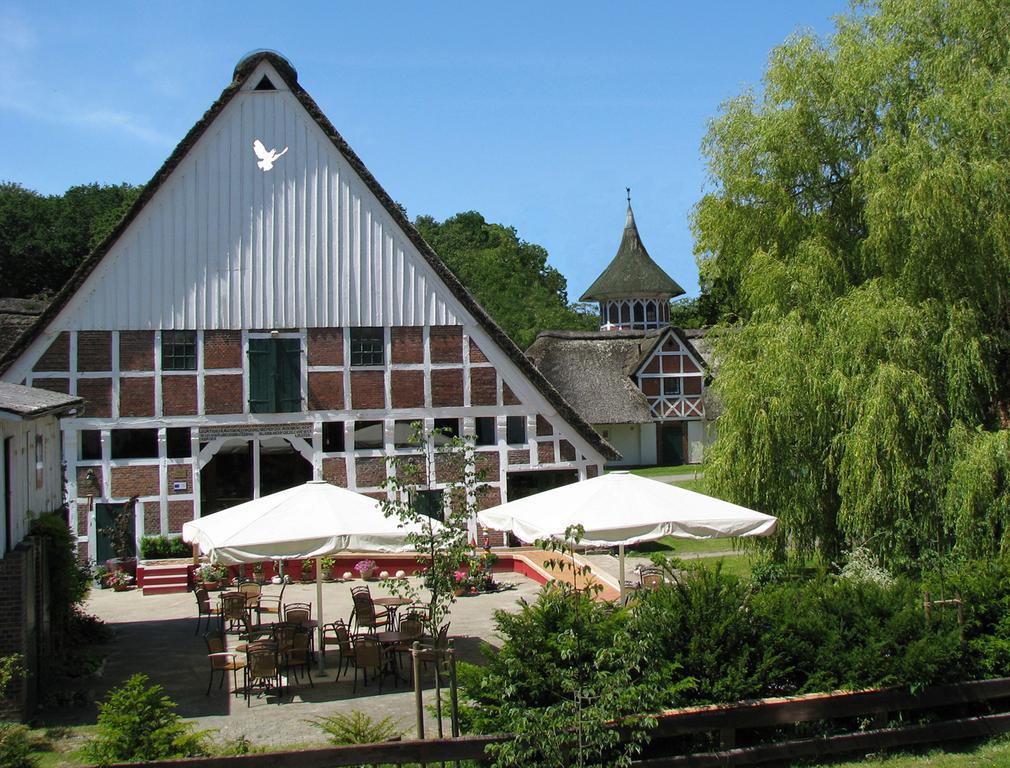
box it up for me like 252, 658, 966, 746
0, 543, 37, 721
307, 328, 343, 366
77, 467, 103, 497
469, 368, 496, 406
355, 458, 386, 487
322, 457, 347, 486
119, 331, 154, 371
110, 466, 160, 497
163, 375, 198, 415
203, 330, 242, 368
120, 377, 155, 417
32, 378, 70, 394
77, 378, 112, 418
144, 501, 161, 535
391, 370, 424, 408
167, 500, 193, 532
308, 371, 344, 410
429, 326, 463, 363
204, 374, 242, 414
167, 465, 192, 494
502, 382, 521, 405
431, 369, 463, 407
350, 371, 385, 410
77, 331, 112, 371
32, 332, 69, 372
537, 441, 556, 464
391, 327, 423, 364
469, 338, 489, 363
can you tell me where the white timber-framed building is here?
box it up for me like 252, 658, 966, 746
0, 51, 617, 561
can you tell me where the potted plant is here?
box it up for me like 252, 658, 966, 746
452, 569, 471, 597
106, 569, 134, 592
320, 556, 337, 581
195, 563, 224, 590
301, 558, 316, 582
355, 559, 377, 580
94, 565, 109, 589
99, 499, 138, 578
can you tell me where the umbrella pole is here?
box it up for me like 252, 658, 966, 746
315, 555, 327, 676
619, 544, 626, 601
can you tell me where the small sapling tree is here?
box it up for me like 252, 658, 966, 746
380, 422, 487, 634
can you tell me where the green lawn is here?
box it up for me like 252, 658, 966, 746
824, 737, 1010, 768
608, 464, 702, 478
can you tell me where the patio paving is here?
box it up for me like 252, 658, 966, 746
53, 575, 541, 749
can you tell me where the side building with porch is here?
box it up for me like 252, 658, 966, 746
0, 382, 83, 718
0, 51, 617, 563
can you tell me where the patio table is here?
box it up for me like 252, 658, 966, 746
373, 597, 412, 629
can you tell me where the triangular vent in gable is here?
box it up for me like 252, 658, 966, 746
254, 75, 276, 91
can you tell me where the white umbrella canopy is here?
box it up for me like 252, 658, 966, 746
182, 479, 438, 674
477, 471, 777, 597
182, 480, 432, 564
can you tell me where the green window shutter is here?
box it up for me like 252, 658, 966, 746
248, 339, 274, 414
276, 338, 302, 413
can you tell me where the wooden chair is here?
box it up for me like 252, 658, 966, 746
203, 631, 246, 696
351, 635, 388, 694
194, 588, 220, 636
256, 581, 286, 622
284, 602, 312, 626
244, 641, 283, 706
219, 592, 249, 634
391, 616, 425, 680
238, 581, 262, 613
321, 619, 355, 680
639, 566, 664, 590
285, 629, 314, 687
351, 589, 389, 633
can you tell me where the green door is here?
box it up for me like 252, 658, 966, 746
95, 502, 136, 563
659, 424, 684, 466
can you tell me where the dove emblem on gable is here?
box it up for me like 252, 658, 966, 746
252, 139, 288, 171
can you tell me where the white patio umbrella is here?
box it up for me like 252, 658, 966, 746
477, 471, 778, 598
182, 480, 436, 672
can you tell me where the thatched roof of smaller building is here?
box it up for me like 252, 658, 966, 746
526, 330, 667, 425
0, 298, 47, 360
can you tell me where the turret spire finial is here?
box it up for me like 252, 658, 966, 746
626, 187, 631, 205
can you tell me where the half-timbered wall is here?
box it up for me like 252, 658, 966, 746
635, 334, 705, 421
25, 325, 599, 558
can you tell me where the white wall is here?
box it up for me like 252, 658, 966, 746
639, 422, 657, 465
596, 423, 644, 466
0, 416, 65, 554
688, 420, 706, 464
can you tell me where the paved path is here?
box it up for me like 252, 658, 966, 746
50, 577, 540, 750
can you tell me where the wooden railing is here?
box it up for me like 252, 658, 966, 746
108, 676, 1010, 767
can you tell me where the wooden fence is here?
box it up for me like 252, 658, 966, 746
108, 676, 1010, 767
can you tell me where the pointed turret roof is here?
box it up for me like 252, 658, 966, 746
579, 200, 684, 302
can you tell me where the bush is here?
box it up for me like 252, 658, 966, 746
0, 723, 36, 768
309, 711, 400, 744
139, 536, 192, 560
29, 512, 90, 643
83, 674, 207, 764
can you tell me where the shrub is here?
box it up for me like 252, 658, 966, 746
0, 723, 36, 768
83, 674, 207, 764
139, 536, 191, 560
30, 512, 91, 643
309, 711, 400, 744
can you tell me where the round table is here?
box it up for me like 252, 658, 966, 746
373, 597, 413, 629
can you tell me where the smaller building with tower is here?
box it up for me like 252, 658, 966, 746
526, 198, 709, 466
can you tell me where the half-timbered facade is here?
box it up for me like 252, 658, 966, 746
0, 52, 616, 560
527, 200, 707, 466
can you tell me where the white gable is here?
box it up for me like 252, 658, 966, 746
47, 60, 460, 333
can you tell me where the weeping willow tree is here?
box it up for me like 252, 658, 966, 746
695, 0, 1010, 570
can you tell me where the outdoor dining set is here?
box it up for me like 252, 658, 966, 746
195, 581, 447, 705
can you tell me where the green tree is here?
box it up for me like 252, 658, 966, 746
0, 181, 141, 298
693, 0, 1010, 569
415, 212, 597, 349
379, 422, 488, 634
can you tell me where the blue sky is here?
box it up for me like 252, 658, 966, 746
0, 1, 849, 300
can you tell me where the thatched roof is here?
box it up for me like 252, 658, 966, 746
526, 330, 666, 425
579, 205, 684, 302
0, 298, 47, 360
0, 381, 82, 419
0, 51, 617, 461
